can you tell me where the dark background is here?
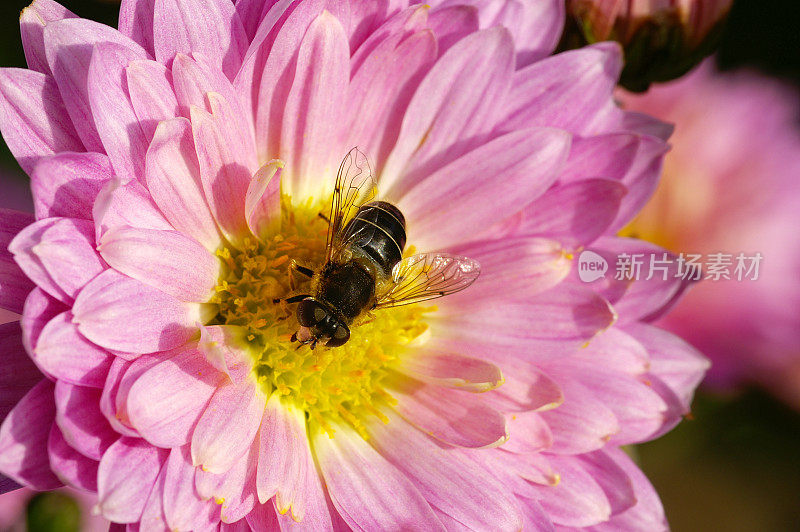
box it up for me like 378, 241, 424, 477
0, 1, 799, 531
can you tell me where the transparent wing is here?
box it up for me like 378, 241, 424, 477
374, 253, 481, 309
325, 147, 377, 262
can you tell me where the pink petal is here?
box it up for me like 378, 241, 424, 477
20, 0, 78, 75
427, 5, 479, 56
19, 287, 66, 354
241, 0, 324, 162
539, 379, 619, 455
584, 237, 686, 322
591, 447, 668, 530
0, 68, 83, 173
608, 135, 669, 232
245, 161, 283, 241
43, 18, 148, 152
625, 323, 709, 412
502, 411, 553, 453
9, 217, 106, 304
577, 450, 636, 516
272, 445, 333, 530
0, 322, 43, 422
525, 454, 612, 527
621, 109, 674, 140
234, 0, 273, 41
190, 98, 254, 241
442, 236, 571, 310
342, 28, 436, 175
153, 0, 248, 80
440, 0, 565, 65
495, 448, 559, 487
390, 380, 508, 448
171, 53, 248, 123
93, 179, 174, 241
518, 178, 627, 246
47, 424, 99, 492
97, 437, 167, 523
569, 327, 651, 375
381, 27, 514, 193
72, 269, 209, 353
107, 353, 171, 437
31, 152, 114, 220
99, 357, 139, 437
119, 0, 156, 56
0, 379, 62, 490
497, 42, 622, 136
481, 360, 563, 413
163, 445, 220, 531
53, 380, 117, 460
548, 359, 668, 445
195, 435, 258, 524
397, 350, 503, 392
127, 346, 222, 448
280, 10, 350, 200
35, 311, 114, 387
256, 396, 306, 510
125, 59, 180, 140
0, 210, 36, 314
313, 422, 444, 531
192, 380, 265, 474
98, 226, 220, 302
349, 5, 430, 74
394, 127, 571, 250
559, 133, 639, 183
139, 462, 168, 531
198, 325, 253, 383
369, 410, 523, 531
516, 495, 555, 532
346, 0, 408, 51
145, 118, 220, 250
88, 42, 149, 183
245, 501, 280, 530
436, 283, 616, 342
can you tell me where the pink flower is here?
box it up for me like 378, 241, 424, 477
564, 0, 734, 90
0, 0, 706, 530
621, 59, 800, 407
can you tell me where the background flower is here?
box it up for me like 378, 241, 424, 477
620, 59, 800, 407
562, 0, 733, 90
0, 0, 706, 530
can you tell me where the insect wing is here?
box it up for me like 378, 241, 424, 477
325, 148, 377, 262
375, 253, 481, 309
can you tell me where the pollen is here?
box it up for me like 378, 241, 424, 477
209, 197, 430, 438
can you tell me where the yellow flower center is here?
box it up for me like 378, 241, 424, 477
209, 197, 430, 437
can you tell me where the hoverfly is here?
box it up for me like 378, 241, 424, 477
285, 148, 480, 348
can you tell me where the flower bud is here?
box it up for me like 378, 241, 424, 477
563, 0, 733, 90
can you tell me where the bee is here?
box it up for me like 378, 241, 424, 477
285, 148, 481, 348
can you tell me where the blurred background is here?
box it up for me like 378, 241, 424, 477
0, 0, 799, 530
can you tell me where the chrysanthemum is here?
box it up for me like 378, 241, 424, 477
0, 0, 707, 530
621, 59, 800, 407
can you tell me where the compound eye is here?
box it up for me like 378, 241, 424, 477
297, 299, 326, 327
326, 324, 350, 347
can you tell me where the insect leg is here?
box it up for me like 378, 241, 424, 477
272, 293, 311, 304
318, 212, 331, 224
288, 259, 314, 290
